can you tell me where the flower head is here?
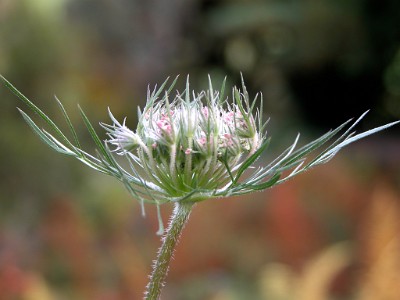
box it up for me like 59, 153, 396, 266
2, 73, 398, 233
102, 76, 264, 203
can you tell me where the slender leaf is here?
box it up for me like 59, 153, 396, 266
18, 109, 74, 156
1, 75, 75, 149
234, 137, 270, 182
55, 96, 81, 148
78, 105, 115, 167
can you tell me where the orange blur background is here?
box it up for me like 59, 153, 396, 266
1, 1, 400, 299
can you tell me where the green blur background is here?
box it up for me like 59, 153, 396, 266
1, 1, 400, 299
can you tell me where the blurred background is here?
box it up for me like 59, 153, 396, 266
1, 0, 400, 299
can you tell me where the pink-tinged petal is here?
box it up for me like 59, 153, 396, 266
197, 137, 207, 146
202, 106, 209, 118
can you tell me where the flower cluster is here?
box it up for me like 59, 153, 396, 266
2, 73, 399, 299
3, 73, 398, 221
102, 76, 264, 202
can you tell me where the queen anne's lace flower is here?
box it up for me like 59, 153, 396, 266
102, 76, 264, 203
2, 73, 398, 227
2, 73, 399, 299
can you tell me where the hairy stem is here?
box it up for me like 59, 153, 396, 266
144, 201, 194, 299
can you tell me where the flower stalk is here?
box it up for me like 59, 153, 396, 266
145, 201, 194, 300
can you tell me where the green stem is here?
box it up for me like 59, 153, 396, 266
144, 201, 194, 300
